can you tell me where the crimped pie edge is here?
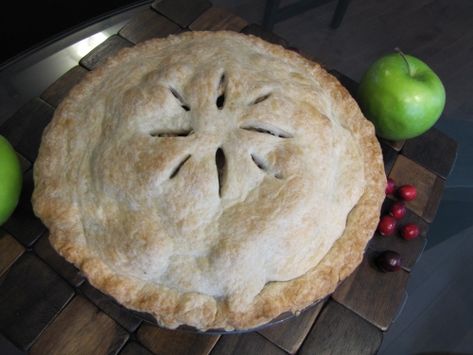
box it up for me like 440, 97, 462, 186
32, 31, 386, 330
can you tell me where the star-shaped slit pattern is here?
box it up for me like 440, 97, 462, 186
149, 74, 293, 196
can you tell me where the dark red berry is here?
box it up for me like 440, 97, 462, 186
398, 184, 417, 201
377, 215, 397, 236
401, 223, 420, 240
390, 201, 406, 220
376, 250, 402, 272
385, 178, 396, 195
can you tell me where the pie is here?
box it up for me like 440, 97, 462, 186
32, 31, 385, 330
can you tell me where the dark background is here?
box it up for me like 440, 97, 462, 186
0, 0, 139, 64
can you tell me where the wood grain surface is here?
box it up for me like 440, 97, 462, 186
369, 198, 429, 271
137, 323, 219, 355
119, 341, 154, 355
80, 281, 142, 332
212, 332, 286, 355
34, 234, 84, 287
402, 128, 458, 179
389, 154, 445, 222
15, 152, 31, 173
119, 8, 181, 44
40, 66, 89, 108
2, 170, 45, 247
380, 141, 398, 175
299, 300, 383, 355
0, 254, 74, 350
189, 6, 248, 32
0, 98, 54, 161
0, 231, 24, 277
332, 248, 409, 330
380, 138, 405, 152
423, 176, 446, 223
258, 300, 325, 354
30, 296, 129, 355
80, 35, 133, 70
152, 0, 211, 27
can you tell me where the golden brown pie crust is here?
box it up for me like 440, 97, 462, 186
32, 31, 385, 330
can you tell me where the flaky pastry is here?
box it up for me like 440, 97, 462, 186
33, 31, 385, 330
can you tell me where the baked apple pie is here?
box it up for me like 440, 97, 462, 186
33, 31, 385, 330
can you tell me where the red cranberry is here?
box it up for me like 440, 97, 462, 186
385, 178, 396, 195
401, 223, 420, 240
398, 184, 417, 201
378, 215, 397, 236
376, 250, 402, 272
390, 201, 406, 220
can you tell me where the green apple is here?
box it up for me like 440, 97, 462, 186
0, 135, 22, 225
357, 51, 446, 141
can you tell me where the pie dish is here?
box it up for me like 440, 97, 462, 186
32, 31, 385, 330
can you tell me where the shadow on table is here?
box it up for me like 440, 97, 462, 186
425, 118, 473, 251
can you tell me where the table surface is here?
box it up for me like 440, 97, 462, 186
0, 1, 458, 354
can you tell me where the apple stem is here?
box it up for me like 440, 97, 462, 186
395, 47, 413, 77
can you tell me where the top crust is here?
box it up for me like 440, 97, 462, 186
32, 31, 385, 330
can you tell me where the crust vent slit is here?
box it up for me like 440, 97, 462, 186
150, 129, 193, 137
251, 154, 267, 171
240, 125, 293, 139
216, 148, 226, 197
169, 87, 191, 111
251, 154, 283, 179
170, 155, 191, 179
216, 73, 226, 110
252, 93, 271, 105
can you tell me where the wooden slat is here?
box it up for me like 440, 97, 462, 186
332, 249, 409, 330
30, 296, 129, 355
40, 66, 89, 108
80, 281, 141, 332
380, 141, 398, 175
3, 170, 46, 247
80, 35, 134, 70
240, 24, 289, 47
211, 332, 286, 355
15, 152, 31, 173
424, 176, 445, 223
152, 0, 211, 27
189, 6, 248, 32
137, 323, 219, 355
380, 137, 405, 152
0, 231, 24, 277
0, 253, 74, 350
119, 8, 181, 44
402, 128, 458, 179
0, 98, 54, 161
258, 300, 325, 354
389, 154, 444, 222
34, 234, 84, 287
299, 300, 383, 355
368, 198, 429, 271
120, 341, 153, 355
